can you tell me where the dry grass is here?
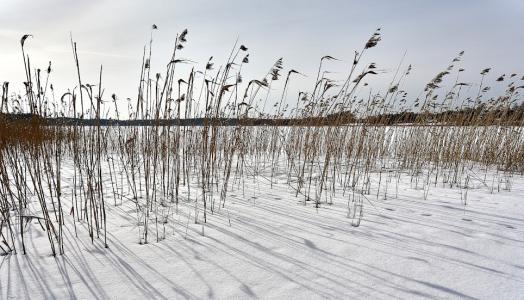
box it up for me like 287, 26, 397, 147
0, 28, 523, 255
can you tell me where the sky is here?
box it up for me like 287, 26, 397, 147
1, 0, 523, 116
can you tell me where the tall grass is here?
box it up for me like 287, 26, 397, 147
0, 28, 523, 255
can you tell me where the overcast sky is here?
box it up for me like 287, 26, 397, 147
1, 0, 523, 115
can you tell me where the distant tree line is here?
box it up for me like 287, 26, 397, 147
2, 104, 524, 127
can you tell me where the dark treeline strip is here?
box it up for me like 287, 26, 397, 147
362, 103, 524, 126
3, 104, 524, 127
1, 112, 354, 126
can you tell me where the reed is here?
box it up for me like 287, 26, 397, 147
0, 28, 523, 256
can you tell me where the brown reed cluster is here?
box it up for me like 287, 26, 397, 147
0, 28, 523, 256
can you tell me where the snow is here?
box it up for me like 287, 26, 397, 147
1, 163, 524, 299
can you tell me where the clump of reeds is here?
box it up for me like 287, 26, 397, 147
1, 27, 523, 257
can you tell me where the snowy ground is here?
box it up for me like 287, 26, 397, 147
1, 166, 524, 299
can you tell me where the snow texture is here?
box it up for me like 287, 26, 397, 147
1, 166, 524, 299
